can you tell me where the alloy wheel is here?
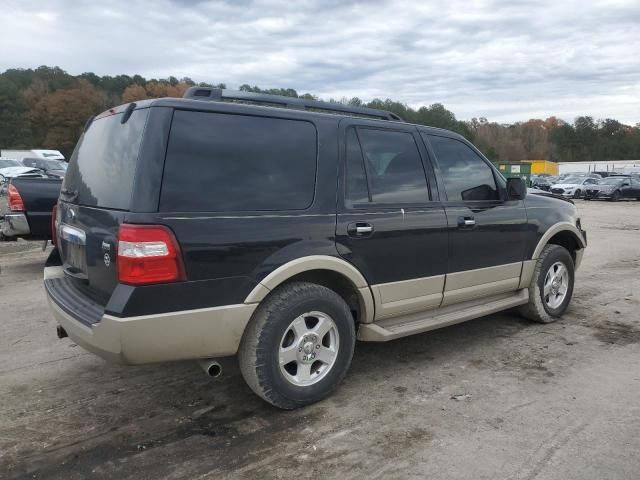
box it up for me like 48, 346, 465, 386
278, 311, 340, 387
543, 261, 569, 309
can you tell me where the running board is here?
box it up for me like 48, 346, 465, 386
358, 289, 529, 342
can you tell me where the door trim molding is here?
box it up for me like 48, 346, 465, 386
442, 262, 522, 306
372, 275, 445, 320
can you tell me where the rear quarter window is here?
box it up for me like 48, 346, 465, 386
160, 111, 317, 212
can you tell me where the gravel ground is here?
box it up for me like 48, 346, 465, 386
1, 200, 639, 480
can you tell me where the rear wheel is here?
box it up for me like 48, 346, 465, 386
239, 282, 356, 409
520, 244, 575, 323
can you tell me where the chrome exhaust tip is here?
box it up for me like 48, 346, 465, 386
198, 359, 223, 378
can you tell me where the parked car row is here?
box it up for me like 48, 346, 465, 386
583, 176, 640, 201
530, 172, 640, 201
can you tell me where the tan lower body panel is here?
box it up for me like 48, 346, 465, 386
48, 295, 257, 365
372, 275, 445, 320
518, 260, 536, 289
358, 289, 529, 342
442, 262, 522, 307
575, 249, 584, 270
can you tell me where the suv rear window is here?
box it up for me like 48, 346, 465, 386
63, 109, 149, 210
160, 111, 317, 212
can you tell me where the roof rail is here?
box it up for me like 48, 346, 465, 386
182, 87, 404, 122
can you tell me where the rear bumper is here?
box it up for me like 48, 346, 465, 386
1, 212, 30, 238
44, 266, 257, 364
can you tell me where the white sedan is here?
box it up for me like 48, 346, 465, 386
0, 158, 43, 180
550, 176, 600, 198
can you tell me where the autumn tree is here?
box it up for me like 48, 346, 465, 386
27, 79, 106, 156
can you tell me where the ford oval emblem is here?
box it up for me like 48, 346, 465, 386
104, 253, 111, 267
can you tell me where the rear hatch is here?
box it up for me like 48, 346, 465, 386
57, 107, 149, 303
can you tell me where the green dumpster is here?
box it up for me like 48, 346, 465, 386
495, 162, 532, 186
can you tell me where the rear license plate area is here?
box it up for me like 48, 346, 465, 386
61, 224, 87, 274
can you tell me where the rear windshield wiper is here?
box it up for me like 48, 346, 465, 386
60, 188, 78, 202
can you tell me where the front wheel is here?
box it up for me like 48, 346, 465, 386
573, 189, 581, 199
239, 282, 356, 409
610, 190, 621, 201
520, 244, 575, 323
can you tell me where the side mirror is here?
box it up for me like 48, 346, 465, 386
507, 177, 527, 200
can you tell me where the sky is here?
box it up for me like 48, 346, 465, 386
1, 0, 639, 124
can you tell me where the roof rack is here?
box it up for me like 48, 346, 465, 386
182, 87, 404, 122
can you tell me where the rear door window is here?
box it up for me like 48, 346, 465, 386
63, 108, 149, 210
345, 127, 430, 205
160, 111, 317, 212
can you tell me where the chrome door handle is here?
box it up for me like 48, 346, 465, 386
458, 216, 476, 228
347, 222, 374, 237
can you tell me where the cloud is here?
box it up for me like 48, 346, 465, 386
1, 0, 639, 124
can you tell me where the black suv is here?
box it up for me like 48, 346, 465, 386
45, 88, 587, 409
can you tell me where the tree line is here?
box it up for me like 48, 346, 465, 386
1, 66, 639, 162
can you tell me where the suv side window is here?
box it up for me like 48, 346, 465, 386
346, 127, 429, 205
161, 111, 317, 212
427, 134, 499, 201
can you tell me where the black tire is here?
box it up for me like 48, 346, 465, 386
573, 189, 581, 199
610, 190, 621, 201
519, 244, 575, 323
238, 282, 356, 409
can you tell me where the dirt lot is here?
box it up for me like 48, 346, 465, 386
1, 200, 639, 480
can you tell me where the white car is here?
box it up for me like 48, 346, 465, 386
550, 176, 600, 198
0, 158, 43, 181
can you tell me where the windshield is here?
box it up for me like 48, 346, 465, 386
63, 108, 149, 210
601, 177, 627, 185
42, 159, 67, 170
0, 159, 23, 168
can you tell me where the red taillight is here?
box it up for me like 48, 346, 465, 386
117, 224, 185, 285
8, 184, 25, 211
51, 204, 58, 246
